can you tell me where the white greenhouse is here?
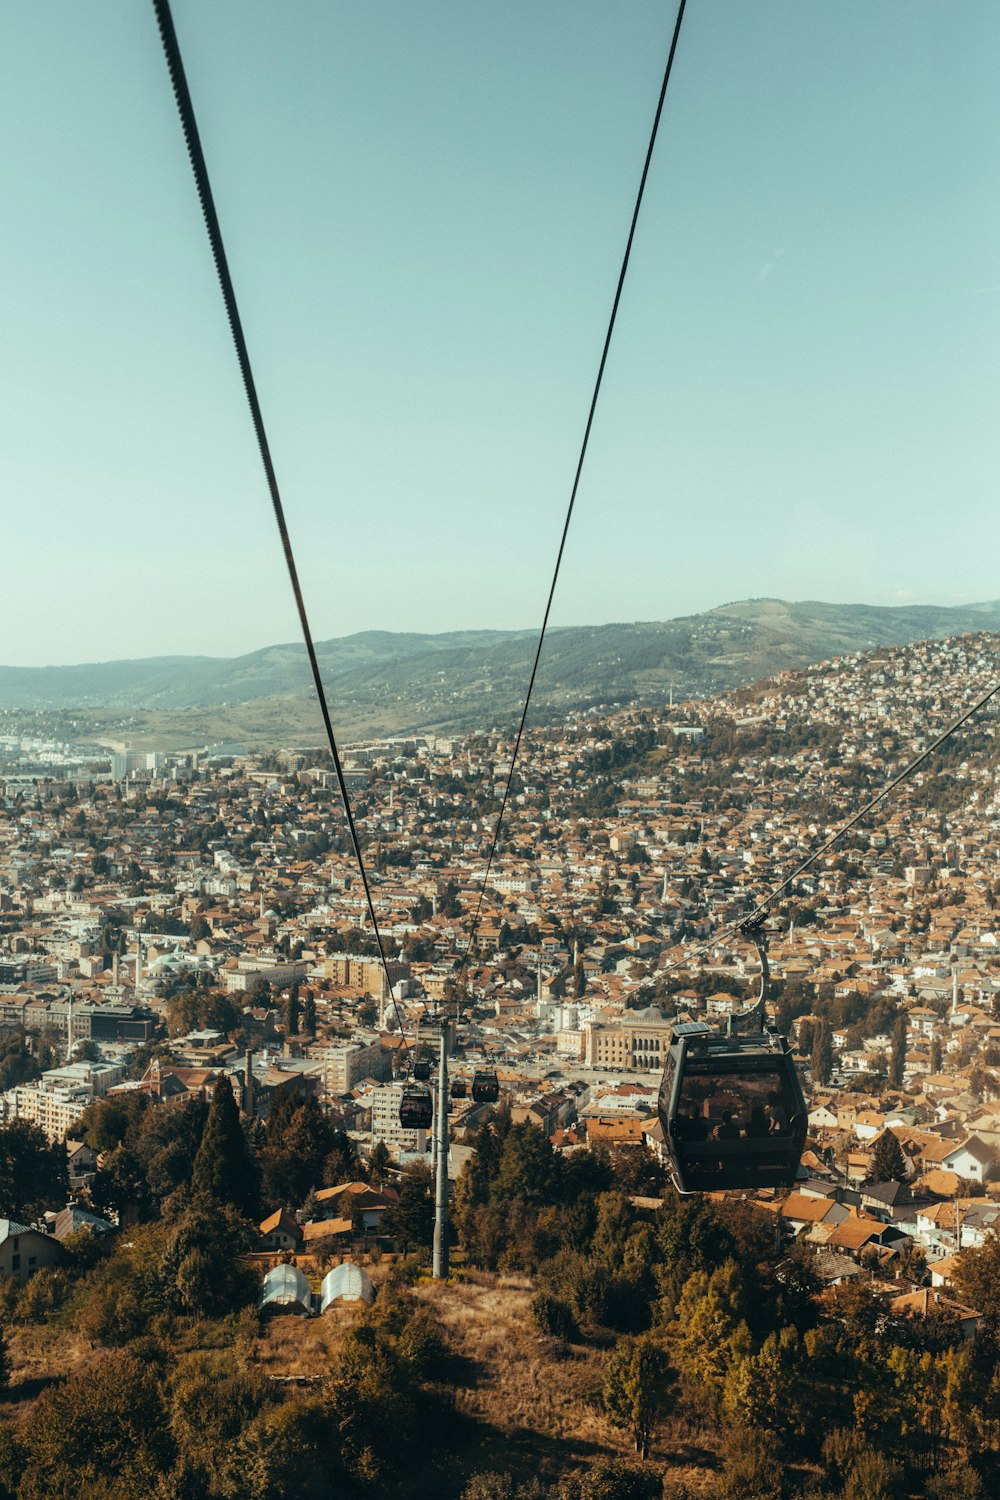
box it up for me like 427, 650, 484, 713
260, 1263, 313, 1316
320, 1261, 375, 1312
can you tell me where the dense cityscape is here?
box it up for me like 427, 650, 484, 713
0, 629, 997, 1497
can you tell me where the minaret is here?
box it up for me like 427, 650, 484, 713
66, 992, 74, 1061
135, 933, 142, 992
661, 868, 668, 902
952, 967, 958, 1017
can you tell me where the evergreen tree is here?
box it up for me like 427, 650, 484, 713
930, 1033, 943, 1073
192, 1077, 258, 1216
384, 1163, 434, 1251
302, 994, 317, 1035
286, 985, 300, 1037
870, 1129, 908, 1184
889, 1013, 907, 1088
368, 1141, 391, 1186
0, 1119, 68, 1220
491, 1122, 563, 1208
810, 1019, 834, 1086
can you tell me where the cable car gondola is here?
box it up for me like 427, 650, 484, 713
412, 1057, 431, 1082
399, 1082, 433, 1130
471, 1068, 499, 1104
450, 1077, 468, 1100
658, 1022, 806, 1193
657, 919, 807, 1194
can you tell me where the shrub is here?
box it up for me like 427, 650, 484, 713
16, 1268, 70, 1324
531, 1291, 579, 1342
556, 1457, 662, 1500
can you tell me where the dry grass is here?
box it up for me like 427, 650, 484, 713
6, 1318, 96, 1399
412, 1274, 721, 1492
250, 1307, 354, 1379
418, 1277, 615, 1450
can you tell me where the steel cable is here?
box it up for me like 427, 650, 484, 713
458, 0, 689, 984
151, 0, 409, 1048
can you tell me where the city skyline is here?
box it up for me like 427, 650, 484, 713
5, 1, 999, 666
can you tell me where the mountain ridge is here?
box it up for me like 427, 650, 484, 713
2, 600, 997, 742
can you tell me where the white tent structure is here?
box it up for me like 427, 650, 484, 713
320, 1261, 375, 1312
260, 1263, 312, 1315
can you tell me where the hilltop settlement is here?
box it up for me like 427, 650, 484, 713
0, 630, 998, 1497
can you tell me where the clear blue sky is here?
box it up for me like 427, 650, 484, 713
3, 1, 998, 666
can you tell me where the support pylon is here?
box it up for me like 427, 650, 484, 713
432, 1024, 449, 1279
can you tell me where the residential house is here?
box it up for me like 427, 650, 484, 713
0, 1219, 61, 1284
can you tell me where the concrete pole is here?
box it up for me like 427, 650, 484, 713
432, 1023, 449, 1279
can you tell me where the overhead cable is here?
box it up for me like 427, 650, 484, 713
665, 673, 1000, 976
151, 0, 407, 1042
459, 0, 690, 976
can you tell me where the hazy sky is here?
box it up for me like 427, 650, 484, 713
3, 1, 998, 666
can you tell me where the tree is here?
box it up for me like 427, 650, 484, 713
602, 1334, 675, 1458
191, 1076, 258, 1216
15, 1346, 173, 1500
930, 1033, 943, 1074
285, 985, 300, 1036
811, 1019, 834, 1086
714, 1427, 786, 1500
302, 994, 317, 1035
159, 1197, 257, 1316
322, 1130, 358, 1187
78, 1091, 147, 1153
491, 1122, 563, 1208
951, 1228, 1000, 1333
0, 1120, 67, 1220
384, 1163, 434, 1250
673, 1260, 751, 1398
723, 1325, 807, 1444
260, 1094, 334, 1207
89, 1147, 154, 1225
889, 1014, 907, 1089
188, 914, 210, 942
870, 1130, 908, 1185
368, 1141, 391, 1186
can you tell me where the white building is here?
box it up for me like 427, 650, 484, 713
0, 1060, 125, 1143
314, 1036, 387, 1096
370, 1082, 428, 1157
